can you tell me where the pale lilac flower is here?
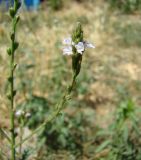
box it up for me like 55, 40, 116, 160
62, 37, 95, 55
63, 37, 72, 45
84, 41, 95, 48
75, 42, 85, 54
63, 46, 73, 55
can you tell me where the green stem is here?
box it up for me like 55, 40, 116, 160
15, 75, 76, 148
9, 1, 20, 159
10, 29, 16, 160
19, 118, 24, 158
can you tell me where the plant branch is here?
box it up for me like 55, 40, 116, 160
15, 74, 76, 148
8, 0, 21, 159
0, 128, 11, 143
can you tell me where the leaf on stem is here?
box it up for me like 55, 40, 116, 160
13, 90, 17, 97
7, 76, 13, 83
10, 33, 15, 41
13, 42, 19, 51
7, 48, 12, 56
13, 64, 17, 70
7, 93, 11, 100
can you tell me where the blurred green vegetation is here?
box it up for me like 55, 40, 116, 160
48, 0, 63, 11
0, 0, 141, 159
108, 0, 141, 13
115, 22, 141, 47
96, 99, 141, 160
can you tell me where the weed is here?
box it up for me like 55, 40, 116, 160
108, 0, 141, 13
96, 99, 141, 160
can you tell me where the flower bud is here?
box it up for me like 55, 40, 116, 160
9, 8, 15, 18
15, 2, 21, 11
72, 22, 83, 44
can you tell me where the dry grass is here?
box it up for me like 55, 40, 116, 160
0, 0, 141, 159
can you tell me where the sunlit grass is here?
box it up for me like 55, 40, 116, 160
0, 0, 141, 159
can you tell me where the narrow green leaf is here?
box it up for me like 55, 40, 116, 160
123, 125, 128, 142
7, 94, 11, 100
15, 16, 20, 24
7, 48, 11, 56
13, 64, 17, 70
7, 77, 13, 83
10, 33, 15, 41
13, 42, 19, 51
13, 90, 16, 97
95, 140, 111, 153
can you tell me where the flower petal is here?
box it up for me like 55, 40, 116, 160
84, 41, 95, 48
75, 42, 85, 54
63, 37, 72, 45
63, 46, 73, 55
25, 113, 31, 118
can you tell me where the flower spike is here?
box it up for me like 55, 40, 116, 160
62, 22, 95, 77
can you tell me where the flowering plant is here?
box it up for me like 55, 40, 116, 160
1, 2, 95, 158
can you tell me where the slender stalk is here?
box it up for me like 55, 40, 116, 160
7, 1, 21, 159
10, 24, 16, 160
19, 118, 24, 158
0, 128, 11, 143
15, 74, 76, 148
15, 22, 84, 148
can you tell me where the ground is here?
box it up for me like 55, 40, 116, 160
0, 0, 141, 159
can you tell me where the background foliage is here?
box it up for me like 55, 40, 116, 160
0, 0, 141, 159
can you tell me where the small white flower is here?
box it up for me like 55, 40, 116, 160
62, 37, 95, 56
63, 46, 73, 55
25, 112, 31, 118
75, 42, 85, 54
15, 110, 25, 117
84, 41, 95, 48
